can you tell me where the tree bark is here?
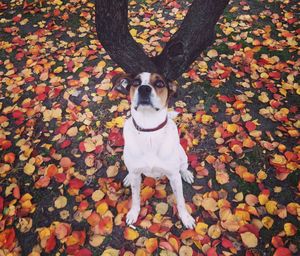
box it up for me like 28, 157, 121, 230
95, 0, 229, 81
153, 0, 229, 80
95, 0, 158, 74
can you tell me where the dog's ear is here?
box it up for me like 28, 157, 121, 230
112, 73, 133, 95
168, 80, 178, 97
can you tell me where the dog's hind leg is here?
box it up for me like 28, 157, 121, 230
178, 145, 194, 184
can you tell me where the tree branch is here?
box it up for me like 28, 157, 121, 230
153, 0, 229, 81
95, 0, 158, 74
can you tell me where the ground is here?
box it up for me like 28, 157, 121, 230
0, 0, 299, 255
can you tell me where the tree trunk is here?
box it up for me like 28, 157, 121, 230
95, 0, 158, 74
95, 0, 229, 81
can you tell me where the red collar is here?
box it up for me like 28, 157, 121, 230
132, 117, 168, 132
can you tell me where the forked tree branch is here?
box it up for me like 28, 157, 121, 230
95, 0, 229, 81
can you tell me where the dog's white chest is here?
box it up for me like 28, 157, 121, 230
123, 117, 182, 177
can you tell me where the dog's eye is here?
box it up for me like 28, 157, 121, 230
132, 79, 141, 87
155, 80, 165, 88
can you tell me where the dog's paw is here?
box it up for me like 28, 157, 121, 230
126, 208, 140, 225
123, 174, 131, 187
180, 170, 194, 184
180, 211, 195, 229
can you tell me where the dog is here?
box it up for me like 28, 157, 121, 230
113, 72, 195, 229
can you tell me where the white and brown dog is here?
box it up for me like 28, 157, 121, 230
113, 72, 195, 229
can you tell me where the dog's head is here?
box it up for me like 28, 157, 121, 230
112, 72, 177, 111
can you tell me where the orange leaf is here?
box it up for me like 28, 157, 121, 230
3, 152, 15, 164
124, 227, 139, 241
55, 223, 71, 240
168, 235, 180, 252
87, 212, 101, 227
180, 229, 197, 240
35, 176, 50, 188
60, 157, 73, 169
46, 164, 58, 177
145, 238, 158, 254
141, 186, 155, 202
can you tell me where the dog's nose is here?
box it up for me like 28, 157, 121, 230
138, 85, 152, 97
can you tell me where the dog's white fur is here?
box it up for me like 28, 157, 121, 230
122, 72, 195, 229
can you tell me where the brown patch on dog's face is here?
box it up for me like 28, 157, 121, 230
150, 73, 169, 107
129, 74, 142, 101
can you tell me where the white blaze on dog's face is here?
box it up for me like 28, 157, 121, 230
130, 72, 170, 111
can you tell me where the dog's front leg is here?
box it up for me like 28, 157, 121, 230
169, 173, 195, 229
126, 173, 141, 225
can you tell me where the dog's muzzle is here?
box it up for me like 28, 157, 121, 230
137, 85, 152, 105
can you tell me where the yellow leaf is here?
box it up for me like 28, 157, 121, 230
84, 139, 96, 152
202, 198, 218, 212
89, 234, 105, 247
207, 49, 218, 58
54, 66, 63, 73
266, 200, 277, 215
240, 232, 258, 248
54, 196, 67, 209
207, 224, 221, 239
38, 227, 51, 240
262, 216, 274, 229
195, 222, 208, 235
92, 190, 105, 202
179, 246, 193, 256
201, 114, 213, 124
102, 248, 120, 256
24, 163, 35, 175
258, 194, 269, 205
155, 202, 169, 215
96, 202, 108, 215
284, 223, 297, 236
130, 28, 137, 37
226, 124, 238, 133
258, 92, 269, 103
97, 60, 106, 69
106, 165, 118, 178
234, 192, 244, 202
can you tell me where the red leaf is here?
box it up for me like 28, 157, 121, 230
0, 196, 4, 212
75, 249, 92, 256
222, 237, 233, 248
245, 121, 256, 132
60, 139, 71, 149
45, 234, 56, 253
271, 236, 284, 248
207, 247, 218, 256
274, 247, 291, 256
69, 178, 84, 189
54, 173, 66, 183
108, 128, 124, 147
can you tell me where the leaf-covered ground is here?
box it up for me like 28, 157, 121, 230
0, 0, 299, 255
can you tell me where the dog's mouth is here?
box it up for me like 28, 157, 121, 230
134, 98, 159, 111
